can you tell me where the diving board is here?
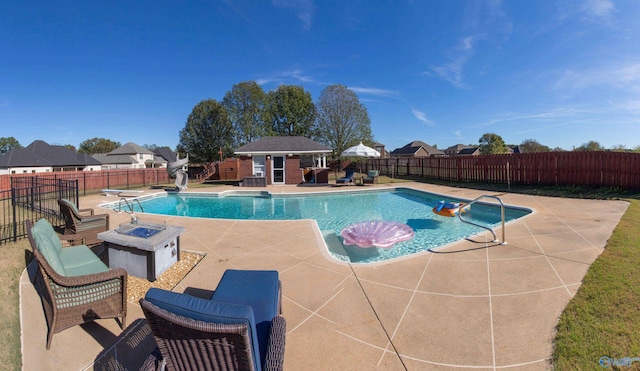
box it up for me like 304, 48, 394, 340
102, 189, 144, 197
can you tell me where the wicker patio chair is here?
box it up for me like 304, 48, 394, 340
362, 169, 379, 185
140, 269, 285, 371
26, 219, 127, 350
58, 198, 110, 246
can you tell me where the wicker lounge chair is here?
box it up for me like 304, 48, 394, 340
58, 198, 110, 246
336, 169, 355, 185
26, 218, 127, 349
362, 170, 379, 185
140, 269, 286, 371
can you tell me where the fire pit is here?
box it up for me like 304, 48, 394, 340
98, 220, 185, 281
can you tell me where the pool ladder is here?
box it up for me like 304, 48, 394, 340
458, 195, 507, 245
117, 197, 144, 214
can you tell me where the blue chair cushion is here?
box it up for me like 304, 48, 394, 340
145, 287, 262, 371
212, 270, 280, 368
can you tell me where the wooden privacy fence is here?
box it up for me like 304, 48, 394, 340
369, 151, 640, 190
0, 168, 171, 193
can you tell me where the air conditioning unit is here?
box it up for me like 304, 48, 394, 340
255, 171, 263, 177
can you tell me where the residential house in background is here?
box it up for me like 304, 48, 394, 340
372, 142, 389, 158
153, 147, 178, 164
457, 147, 482, 156
93, 142, 167, 170
0, 140, 101, 175
390, 141, 445, 158
444, 144, 473, 156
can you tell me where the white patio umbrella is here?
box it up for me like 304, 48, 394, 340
341, 142, 381, 158
341, 142, 380, 175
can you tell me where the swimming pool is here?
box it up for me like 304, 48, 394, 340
104, 188, 531, 263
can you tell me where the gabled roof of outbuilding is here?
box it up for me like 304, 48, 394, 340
235, 136, 332, 154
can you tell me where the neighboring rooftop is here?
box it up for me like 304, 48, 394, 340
390, 140, 444, 157
0, 140, 101, 168
108, 142, 155, 155
153, 147, 178, 163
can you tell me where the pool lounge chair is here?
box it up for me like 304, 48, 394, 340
140, 269, 286, 371
336, 169, 355, 185
362, 170, 379, 185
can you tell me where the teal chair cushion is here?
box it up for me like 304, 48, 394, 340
32, 219, 66, 275
61, 198, 79, 213
59, 245, 109, 276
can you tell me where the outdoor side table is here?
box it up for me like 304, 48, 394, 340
98, 222, 185, 281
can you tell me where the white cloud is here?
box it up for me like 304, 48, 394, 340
272, 0, 315, 30
471, 107, 591, 129
429, 36, 476, 89
256, 68, 317, 86
412, 109, 434, 126
426, 0, 512, 88
581, 0, 614, 18
284, 69, 315, 83
554, 62, 640, 91
348, 86, 400, 97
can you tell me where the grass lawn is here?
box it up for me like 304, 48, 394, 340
553, 199, 640, 369
0, 238, 29, 370
1, 181, 638, 370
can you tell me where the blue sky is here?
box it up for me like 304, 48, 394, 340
2, 0, 640, 152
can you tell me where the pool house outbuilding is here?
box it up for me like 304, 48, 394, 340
234, 136, 332, 186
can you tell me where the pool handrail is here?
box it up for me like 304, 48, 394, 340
118, 197, 144, 214
458, 194, 507, 245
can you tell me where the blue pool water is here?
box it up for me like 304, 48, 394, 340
108, 188, 530, 263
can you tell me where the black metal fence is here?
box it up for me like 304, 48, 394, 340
1, 176, 78, 244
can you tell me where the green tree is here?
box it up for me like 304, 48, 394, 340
222, 81, 267, 146
0, 136, 22, 154
574, 140, 605, 152
519, 139, 551, 153
609, 144, 628, 152
177, 99, 234, 163
264, 85, 315, 137
78, 137, 121, 154
314, 84, 373, 155
478, 133, 508, 154
143, 144, 158, 151
64, 144, 77, 152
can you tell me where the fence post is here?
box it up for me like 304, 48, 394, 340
11, 186, 17, 242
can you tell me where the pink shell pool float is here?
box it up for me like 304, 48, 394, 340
340, 220, 415, 249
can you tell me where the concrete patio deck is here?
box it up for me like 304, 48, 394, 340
20, 182, 628, 370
